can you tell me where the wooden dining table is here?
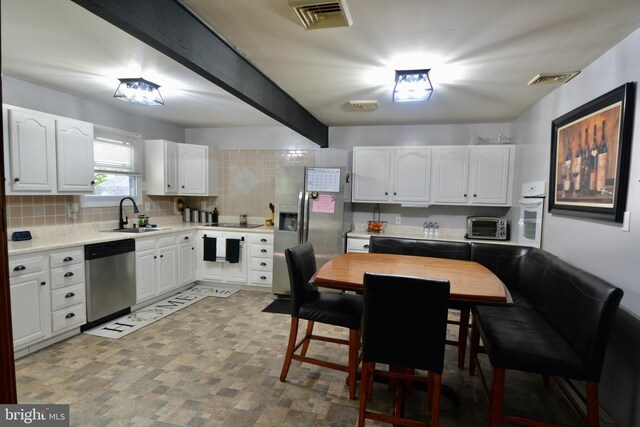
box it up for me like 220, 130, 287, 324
312, 252, 510, 305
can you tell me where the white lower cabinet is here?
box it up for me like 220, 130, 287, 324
248, 233, 273, 288
177, 232, 197, 286
347, 237, 371, 253
9, 246, 86, 352
9, 254, 50, 349
135, 234, 180, 304
197, 231, 248, 284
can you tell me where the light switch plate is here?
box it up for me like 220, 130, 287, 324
395, 215, 401, 225
622, 211, 630, 232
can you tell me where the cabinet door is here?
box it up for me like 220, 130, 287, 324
56, 118, 95, 192
469, 146, 511, 205
135, 249, 157, 303
165, 141, 179, 194
432, 147, 469, 204
179, 144, 208, 195
352, 148, 392, 202
158, 245, 178, 293
224, 241, 247, 283
392, 148, 431, 202
7, 109, 56, 192
10, 273, 50, 349
178, 234, 196, 286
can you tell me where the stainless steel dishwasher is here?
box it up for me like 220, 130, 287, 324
84, 239, 136, 327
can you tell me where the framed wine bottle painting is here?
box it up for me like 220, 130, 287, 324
549, 82, 636, 223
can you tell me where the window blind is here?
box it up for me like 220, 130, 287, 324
93, 125, 142, 174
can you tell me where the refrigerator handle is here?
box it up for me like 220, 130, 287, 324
303, 191, 310, 243
297, 191, 304, 244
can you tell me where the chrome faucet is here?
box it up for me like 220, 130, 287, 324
118, 197, 139, 229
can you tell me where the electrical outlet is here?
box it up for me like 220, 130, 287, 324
144, 202, 151, 211
395, 215, 401, 225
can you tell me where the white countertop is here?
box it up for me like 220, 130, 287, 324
347, 224, 519, 246
8, 217, 274, 256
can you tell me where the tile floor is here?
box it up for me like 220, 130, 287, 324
15, 290, 583, 426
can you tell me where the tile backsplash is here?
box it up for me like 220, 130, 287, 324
6, 149, 316, 229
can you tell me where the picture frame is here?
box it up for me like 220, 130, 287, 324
549, 82, 636, 223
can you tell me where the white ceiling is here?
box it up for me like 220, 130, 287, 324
3, 0, 640, 132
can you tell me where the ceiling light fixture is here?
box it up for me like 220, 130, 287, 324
393, 69, 433, 103
114, 78, 164, 106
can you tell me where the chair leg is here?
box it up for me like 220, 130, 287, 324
457, 307, 470, 369
586, 382, 599, 427
347, 328, 359, 400
300, 320, 315, 357
279, 317, 300, 382
357, 362, 373, 427
489, 368, 505, 427
469, 316, 480, 376
431, 372, 442, 427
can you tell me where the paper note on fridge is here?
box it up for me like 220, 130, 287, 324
312, 194, 336, 213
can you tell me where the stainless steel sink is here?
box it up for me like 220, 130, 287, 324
108, 227, 164, 234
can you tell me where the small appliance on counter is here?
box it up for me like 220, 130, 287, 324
518, 181, 546, 248
465, 216, 509, 240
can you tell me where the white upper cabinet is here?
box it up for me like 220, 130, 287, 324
56, 118, 95, 192
431, 147, 470, 204
354, 144, 514, 206
145, 140, 216, 196
468, 146, 512, 204
178, 144, 208, 195
352, 147, 431, 204
432, 145, 514, 206
4, 106, 95, 194
392, 148, 431, 202
352, 148, 392, 202
6, 108, 57, 192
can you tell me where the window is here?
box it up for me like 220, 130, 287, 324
81, 126, 142, 208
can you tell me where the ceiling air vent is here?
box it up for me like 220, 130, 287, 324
288, 0, 353, 30
527, 71, 580, 86
349, 100, 378, 111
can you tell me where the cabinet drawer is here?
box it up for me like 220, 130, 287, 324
249, 270, 272, 286
51, 263, 84, 290
157, 235, 177, 248
9, 255, 46, 278
250, 257, 273, 271
136, 237, 157, 252
250, 245, 273, 258
51, 284, 85, 310
50, 248, 83, 268
249, 234, 273, 245
52, 303, 86, 332
347, 238, 370, 253
177, 233, 196, 244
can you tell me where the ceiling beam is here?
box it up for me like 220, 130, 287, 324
71, 0, 328, 147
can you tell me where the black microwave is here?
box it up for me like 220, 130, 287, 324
466, 217, 509, 240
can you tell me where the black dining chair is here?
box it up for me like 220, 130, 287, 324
358, 272, 450, 427
279, 242, 363, 400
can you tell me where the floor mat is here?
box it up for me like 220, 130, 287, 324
262, 298, 291, 314
84, 285, 238, 339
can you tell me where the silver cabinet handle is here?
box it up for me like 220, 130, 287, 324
64, 272, 74, 278
65, 292, 75, 298
65, 313, 75, 319
63, 256, 73, 262
13, 265, 25, 271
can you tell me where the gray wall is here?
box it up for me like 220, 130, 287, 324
3, 76, 185, 141
511, 26, 640, 426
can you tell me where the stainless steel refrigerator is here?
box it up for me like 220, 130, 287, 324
272, 166, 352, 296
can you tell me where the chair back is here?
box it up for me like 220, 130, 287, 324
362, 273, 450, 373
285, 242, 318, 316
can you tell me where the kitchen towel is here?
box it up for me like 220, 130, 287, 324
203, 236, 217, 262
226, 238, 240, 263
216, 237, 226, 261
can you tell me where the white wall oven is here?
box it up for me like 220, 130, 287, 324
518, 181, 546, 248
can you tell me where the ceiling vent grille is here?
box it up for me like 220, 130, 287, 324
527, 71, 580, 86
288, 0, 353, 30
349, 100, 378, 111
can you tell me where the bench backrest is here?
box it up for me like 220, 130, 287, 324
469, 242, 533, 292
369, 236, 470, 260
